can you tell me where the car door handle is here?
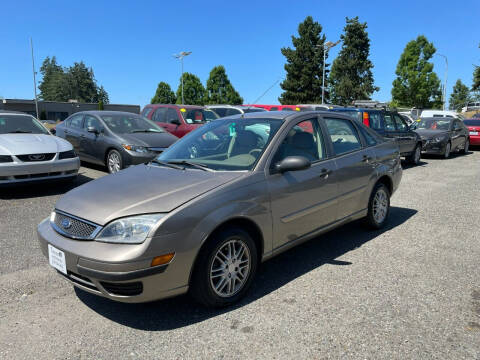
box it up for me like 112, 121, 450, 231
64, 130, 69, 134
319, 168, 332, 177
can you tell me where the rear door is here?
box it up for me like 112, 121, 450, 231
451, 120, 465, 149
152, 107, 174, 134
322, 116, 376, 220
267, 116, 339, 250
64, 114, 84, 154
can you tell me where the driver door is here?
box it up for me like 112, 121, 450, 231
266, 117, 339, 250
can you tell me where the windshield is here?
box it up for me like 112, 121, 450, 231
101, 114, 164, 134
181, 108, 219, 123
417, 118, 452, 130
156, 117, 283, 171
464, 119, 480, 126
0, 115, 49, 135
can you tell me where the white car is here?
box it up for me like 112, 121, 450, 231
0, 111, 80, 184
420, 110, 464, 120
205, 105, 267, 118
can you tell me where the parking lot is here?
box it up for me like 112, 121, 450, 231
0, 152, 479, 359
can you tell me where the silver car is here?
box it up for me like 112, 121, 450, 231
0, 112, 80, 184
205, 105, 267, 117
37, 111, 402, 307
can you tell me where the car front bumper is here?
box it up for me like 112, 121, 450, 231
0, 157, 80, 184
122, 150, 163, 167
37, 218, 190, 303
421, 140, 447, 154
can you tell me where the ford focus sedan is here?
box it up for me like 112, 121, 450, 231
0, 111, 79, 184
37, 111, 402, 307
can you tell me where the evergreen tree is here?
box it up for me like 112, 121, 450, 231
391, 35, 442, 108
38, 56, 67, 101
65, 62, 99, 102
98, 100, 104, 110
151, 82, 176, 104
279, 16, 327, 104
176, 73, 206, 105
96, 86, 109, 104
205, 65, 243, 104
329, 17, 378, 106
449, 79, 471, 111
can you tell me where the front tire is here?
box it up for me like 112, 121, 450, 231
364, 182, 390, 229
106, 149, 123, 174
407, 144, 421, 165
443, 142, 451, 159
190, 227, 258, 308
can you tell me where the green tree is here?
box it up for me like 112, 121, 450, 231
151, 81, 176, 104
98, 100, 104, 110
329, 17, 378, 105
279, 16, 327, 104
64, 62, 99, 102
391, 35, 442, 108
38, 56, 68, 101
473, 67, 480, 92
176, 72, 206, 105
449, 79, 471, 111
205, 65, 243, 104
96, 86, 109, 104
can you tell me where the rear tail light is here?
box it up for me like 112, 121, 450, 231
362, 112, 370, 127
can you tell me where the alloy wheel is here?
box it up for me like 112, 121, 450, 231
373, 189, 388, 224
210, 239, 251, 298
108, 152, 121, 173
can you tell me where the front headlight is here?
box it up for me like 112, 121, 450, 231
96, 214, 165, 244
432, 136, 446, 143
122, 144, 148, 153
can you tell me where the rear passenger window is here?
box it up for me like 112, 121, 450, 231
358, 126, 377, 146
368, 112, 382, 130
153, 108, 167, 122
325, 118, 362, 155
142, 107, 152, 118
225, 108, 242, 116
393, 114, 407, 131
69, 115, 84, 129
213, 108, 227, 117
384, 114, 396, 131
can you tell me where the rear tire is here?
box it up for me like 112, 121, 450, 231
364, 182, 390, 229
407, 144, 421, 165
190, 227, 258, 308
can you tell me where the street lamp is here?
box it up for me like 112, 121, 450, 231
30, 38, 39, 119
317, 40, 340, 104
173, 51, 192, 104
436, 53, 448, 110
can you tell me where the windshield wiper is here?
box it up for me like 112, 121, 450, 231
167, 160, 213, 172
131, 129, 161, 133
8, 130, 33, 133
149, 159, 184, 170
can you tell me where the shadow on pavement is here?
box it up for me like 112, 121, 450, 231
76, 206, 418, 331
401, 159, 429, 170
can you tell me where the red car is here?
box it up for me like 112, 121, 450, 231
243, 104, 301, 111
464, 118, 480, 146
141, 104, 219, 138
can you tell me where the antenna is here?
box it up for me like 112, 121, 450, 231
250, 77, 283, 105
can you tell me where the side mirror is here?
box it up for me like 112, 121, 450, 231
87, 126, 99, 134
171, 119, 181, 126
275, 156, 311, 173
50, 128, 56, 135
409, 123, 417, 130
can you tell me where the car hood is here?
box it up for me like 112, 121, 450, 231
55, 164, 245, 225
415, 129, 449, 139
119, 132, 178, 148
0, 134, 72, 155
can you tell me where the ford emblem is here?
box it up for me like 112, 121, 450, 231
61, 218, 72, 229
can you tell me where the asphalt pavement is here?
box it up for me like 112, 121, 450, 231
0, 153, 479, 359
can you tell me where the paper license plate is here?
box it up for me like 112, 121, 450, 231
469, 131, 478, 136
48, 244, 67, 275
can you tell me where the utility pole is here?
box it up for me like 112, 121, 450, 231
437, 53, 448, 110
30, 38, 39, 119
173, 51, 192, 104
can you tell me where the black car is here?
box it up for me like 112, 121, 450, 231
414, 117, 469, 158
329, 107, 422, 165
56, 111, 178, 173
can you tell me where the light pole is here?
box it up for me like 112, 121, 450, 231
173, 51, 192, 104
30, 38, 39, 119
436, 53, 448, 110
318, 40, 340, 104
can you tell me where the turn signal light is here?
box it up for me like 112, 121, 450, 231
151, 253, 175, 267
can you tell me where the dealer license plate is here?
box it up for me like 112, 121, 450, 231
48, 244, 67, 275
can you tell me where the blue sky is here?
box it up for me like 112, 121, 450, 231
1, 0, 479, 107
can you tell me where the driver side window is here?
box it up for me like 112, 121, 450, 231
272, 119, 325, 167
166, 108, 179, 124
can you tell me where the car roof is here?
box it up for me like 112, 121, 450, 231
70, 110, 142, 117
224, 110, 332, 121
146, 104, 203, 110
0, 110, 33, 116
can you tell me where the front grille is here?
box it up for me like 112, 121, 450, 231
17, 153, 55, 162
53, 211, 99, 239
101, 281, 143, 296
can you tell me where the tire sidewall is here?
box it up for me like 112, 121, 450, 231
367, 183, 390, 229
444, 142, 451, 159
